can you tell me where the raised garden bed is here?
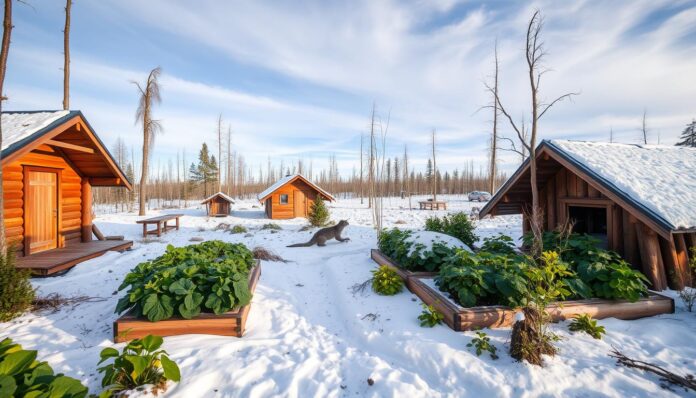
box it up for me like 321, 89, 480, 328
371, 249, 675, 331
370, 249, 436, 292
113, 261, 261, 342
413, 276, 674, 331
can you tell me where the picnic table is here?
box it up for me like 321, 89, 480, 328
419, 200, 447, 210
136, 214, 184, 237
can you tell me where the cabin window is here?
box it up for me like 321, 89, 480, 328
279, 194, 289, 204
568, 206, 608, 248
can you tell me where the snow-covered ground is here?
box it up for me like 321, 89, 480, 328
2, 195, 695, 397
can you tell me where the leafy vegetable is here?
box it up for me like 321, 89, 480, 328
417, 303, 444, 327
568, 314, 606, 340
98, 335, 181, 396
117, 240, 255, 321
377, 228, 459, 272
466, 331, 499, 359
0, 338, 88, 398
371, 265, 404, 296
424, 212, 478, 248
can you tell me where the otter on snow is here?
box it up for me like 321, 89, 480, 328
287, 220, 350, 247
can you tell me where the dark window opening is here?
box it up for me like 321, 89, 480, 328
280, 194, 289, 204
569, 206, 608, 248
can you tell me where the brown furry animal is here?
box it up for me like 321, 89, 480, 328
287, 220, 350, 247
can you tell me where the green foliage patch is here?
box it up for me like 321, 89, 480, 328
417, 303, 444, 327
568, 314, 606, 340
377, 228, 460, 272
229, 225, 248, 234
98, 335, 180, 396
466, 331, 499, 359
308, 196, 330, 227
0, 338, 88, 398
424, 212, 477, 248
116, 240, 255, 321
371, 265, 403, 296
0, 249, 35, 322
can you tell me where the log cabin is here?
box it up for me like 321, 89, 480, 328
258, 174, 335, 219
2, 111, 133, 276
201, 192, 234, 216
480, 140, 696, 291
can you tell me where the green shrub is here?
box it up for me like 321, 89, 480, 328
418, 303, 444, 327
371, 265, 403, 295
261, 223, 282, 230
0, 338, 88, 397
308, 196, 330, 227
377, 228, 460, 272
98, 335, 180, 396
466, 331, 499, 359
116, 241, 255, 321
480, 234, 517, 256
568, 314, 606, 339
229, 225, 248, 234
0, 249, 35, 322
424, 212, 477, 247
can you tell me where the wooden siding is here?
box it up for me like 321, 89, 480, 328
267, 179, 321, 219
3, 148, 83, 255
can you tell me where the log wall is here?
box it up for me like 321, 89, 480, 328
3, 149, 84, 255
267, 179, 321, 219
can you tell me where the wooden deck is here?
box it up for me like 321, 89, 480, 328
16, 240, 133, 276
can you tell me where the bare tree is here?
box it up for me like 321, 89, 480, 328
62, 0, 71, 110
431, 129, 437, 201
488, 39, 499, 194
641, 109, 648, 144
488, 10, 577, 257
216, 114, 223, 193
0, 0, 12, 255
227, 125, 232, 195
359, 133, 364, 204
133, 67, 162, 216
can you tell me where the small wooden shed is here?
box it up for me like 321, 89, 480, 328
257, 174, 335, 219
480, 140, 696, 291
2, 111, 133, 275
201, 192, 234, 216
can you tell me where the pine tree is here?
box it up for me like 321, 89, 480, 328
676, 119, 696, 147
308, 196, 330, 227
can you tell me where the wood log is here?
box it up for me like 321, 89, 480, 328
635, 223, 668, 291
4, 217, 23, 228
674, 234, 693, 288
3, 208, 22, 219
660, 236, 684, 290
92, 224, 106, 241
81, 179, 92, 242
3, 171, 23, 181
624, 213, 639, 270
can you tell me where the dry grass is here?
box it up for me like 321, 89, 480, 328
252, 246, 289, 262
509, 306, 556, 366
32, 293, 107, 314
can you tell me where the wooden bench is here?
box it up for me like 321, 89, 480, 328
136, 214, 183, 237
419, 200, 447, 210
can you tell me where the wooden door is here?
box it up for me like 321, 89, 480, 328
26, 170, 59, 254
293, 190, 306, 217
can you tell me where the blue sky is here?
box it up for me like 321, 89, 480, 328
6, 0, 696, 178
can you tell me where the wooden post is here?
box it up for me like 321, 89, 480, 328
546, 178, 556, 230
660, 236, 685, 290
81, 178, 92, 242
674, 234, 693, 288
635, 222, 667, 291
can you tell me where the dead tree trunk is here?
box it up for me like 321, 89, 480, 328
0, 0, 12, 255
62, 0, 71, 110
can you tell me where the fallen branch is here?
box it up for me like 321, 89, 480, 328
351, 278, 373, 296
252, 246, 289, 263
32, 293, 107, 314
609, 348, 696, 392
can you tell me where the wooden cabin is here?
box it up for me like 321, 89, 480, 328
201, 192, 234, 216
2, 111, 133, 276
480, 140, 696, 291
258, 174, 335, 219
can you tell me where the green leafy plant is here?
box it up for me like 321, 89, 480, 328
371, 265, 403, 296
466, 331, 499, 359
98, 335, 180, 396
0, 248, 35, 322
229, 225, 248, 234
377, 228, 460, 272
418, 303, 444, 327
261, 223, 282, 230
116, 241, 255, 321
424, 212, 477, 247
308, 196, 330, 227
0, 338, 88, 397
568, 314, 606, 339
480, 234, 517, 256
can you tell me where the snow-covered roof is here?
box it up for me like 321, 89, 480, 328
257, 174, 335, 202
2, 110, 71, 152
201, 191, 235, 204
548, 140, 696, 230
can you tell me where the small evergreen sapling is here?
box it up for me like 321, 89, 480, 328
418, 302, 444, 327
308, 196, 330, 227
467, 331, 499, 359
371, 265, 403, 296
0, 249, 35, 322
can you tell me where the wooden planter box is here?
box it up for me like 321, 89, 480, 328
411, 276, 675, 331
113, 262, 262, 342
370, 249, 437, 293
